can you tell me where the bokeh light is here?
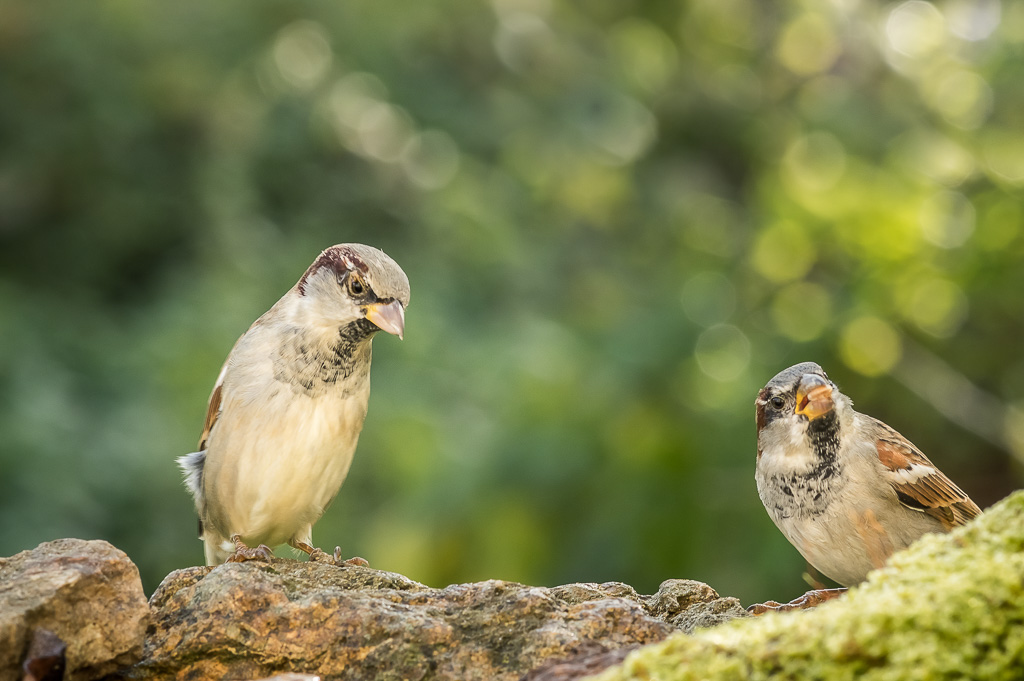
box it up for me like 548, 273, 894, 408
1, 0, 1021, 609
840, 317, 903, 376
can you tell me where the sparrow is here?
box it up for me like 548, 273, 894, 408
178, 243, 410, 566
752, 361, 980, 609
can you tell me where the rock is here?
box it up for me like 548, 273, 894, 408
520, 644, 637, 681
521, 581, 748, 681
643, 579, 747, 634
0, 539, 150, 681
589, 490, 1024, 681
21, 628, 66, 681
133, 561, 744, 681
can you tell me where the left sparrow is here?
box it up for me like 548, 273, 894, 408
178, 243, 410, 566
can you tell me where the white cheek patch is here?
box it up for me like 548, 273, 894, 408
893, 464, 936, 484
787, 419, 807, 449
758, 417, 817, 472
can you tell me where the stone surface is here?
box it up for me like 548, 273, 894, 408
0, 539, 150, 681
590, 490, 1024, 681
642, 579, 744, 634
15, 491, 1021, 681
21, 628, 67, 681
521, 645, 636, 681
520, 582, 751, 681
133, 561, 745, 681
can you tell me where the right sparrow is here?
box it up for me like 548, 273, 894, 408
752, 361, 980, 611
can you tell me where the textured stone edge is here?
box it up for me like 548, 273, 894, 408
588, 490, 1024, 681
0, 539, 151, 681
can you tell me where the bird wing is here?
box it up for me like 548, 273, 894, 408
198, 312, 274, 449
197, 317, 262, 450
198, 353, 230, 451
869, 416, 981, 529
189, 320, 267, 541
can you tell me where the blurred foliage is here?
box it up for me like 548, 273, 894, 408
1, 0, 1023, 605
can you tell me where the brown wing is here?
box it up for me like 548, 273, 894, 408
197, 327, 250, 450
871, 417, 981, 529
198, 370, 225, 451
198, 313, 270, 450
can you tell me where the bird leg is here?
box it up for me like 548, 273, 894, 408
290, 540, 369, 567
747, 588, 847, 615
225, 534, 274, 563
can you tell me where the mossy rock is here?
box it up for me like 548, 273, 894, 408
590, 490, 1024, 681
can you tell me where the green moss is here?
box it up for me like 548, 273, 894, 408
591, 490, 1024, 681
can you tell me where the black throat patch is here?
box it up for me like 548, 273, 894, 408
764, 411, 843, 519
272, 318, 377, 396
806, 410, 841, 479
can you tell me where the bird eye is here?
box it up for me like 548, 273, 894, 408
347, 274, 366, 296
769, 396, 785, 410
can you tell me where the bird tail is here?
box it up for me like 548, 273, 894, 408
178, 451, 236, 564
177, 450, 206, 497
177, 451, 207, 541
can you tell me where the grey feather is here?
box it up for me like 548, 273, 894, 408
178, 450, 207, 539
766, 361, 826, 390
177, 450, 206, 504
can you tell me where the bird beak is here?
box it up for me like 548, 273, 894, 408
363, 300, 406, 340
794, 374, 834, 420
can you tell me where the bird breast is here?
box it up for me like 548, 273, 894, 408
202, 322, 374, 548
755, 417, 847, 524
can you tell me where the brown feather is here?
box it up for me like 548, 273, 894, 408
198, 380, 223, 451
197, 327, 251, 450
871, 417, 981, 530
297, 245, 369, 295
851, 508, 893, 570
754, 389, 769, 461
198, 314, 271, 450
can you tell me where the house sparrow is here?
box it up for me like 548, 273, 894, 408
752, 361, 980, 610
178, 244, 410, 566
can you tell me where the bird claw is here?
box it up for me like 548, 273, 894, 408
307, 546, 369, 567
747, 600, 785, 615
307, 547, 334, 564
341, 557, 370, 567
336, 548, 369, 567
226, 541, 274, 563
747, 588, 847, 615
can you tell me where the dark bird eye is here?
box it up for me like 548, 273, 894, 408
347, 275, 365, 296
769, 396, 785, 410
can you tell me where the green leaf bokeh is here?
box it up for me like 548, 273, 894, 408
1, 0, 1022, 604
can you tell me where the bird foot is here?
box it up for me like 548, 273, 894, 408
338, 552, 370, 568
304, 545, 369, 567
226, 535, 274, 563
747, 588, 847, 615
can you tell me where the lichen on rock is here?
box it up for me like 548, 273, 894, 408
588, 490, 1024, 681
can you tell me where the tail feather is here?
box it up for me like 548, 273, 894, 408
177, 450, 206, 499
177, 451, 207, 540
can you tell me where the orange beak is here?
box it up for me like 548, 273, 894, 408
794, 373, 834, 420
363, 300, 406, 340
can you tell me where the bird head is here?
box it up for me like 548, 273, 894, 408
295, 243, 410, 340
755, 362, 849, 465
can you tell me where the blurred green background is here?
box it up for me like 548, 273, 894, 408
2, 0, 1023, 606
